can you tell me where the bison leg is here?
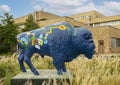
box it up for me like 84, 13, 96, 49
53, 55, 66, 75
62, 63, 67, 72
18, 53, 26, 72
24, 52, 39, 75
53, 60, 63, 75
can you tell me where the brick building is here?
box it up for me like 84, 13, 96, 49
14, 10, 120, 54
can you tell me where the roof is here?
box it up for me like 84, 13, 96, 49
70, 10, 105, 18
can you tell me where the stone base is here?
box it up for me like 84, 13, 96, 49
11, 70, 72, 85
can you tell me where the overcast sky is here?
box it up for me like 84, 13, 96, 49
0, 0, 120, 18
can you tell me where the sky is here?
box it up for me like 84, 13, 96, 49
0, 0, 120, 18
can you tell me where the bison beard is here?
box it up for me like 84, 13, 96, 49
17, 22, 95, 75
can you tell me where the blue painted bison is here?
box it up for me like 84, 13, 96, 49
17, 22, 95, 75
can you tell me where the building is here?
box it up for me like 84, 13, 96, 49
14, 10, 120, 54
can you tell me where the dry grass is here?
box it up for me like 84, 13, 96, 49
66, 55, 120, 85
0, 54, 120, 85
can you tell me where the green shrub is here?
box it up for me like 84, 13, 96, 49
0, 63, 6, 78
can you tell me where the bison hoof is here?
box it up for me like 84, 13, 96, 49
63, 69, 67, 72
34, 70, 39, 75
22, 70, 27, 72
22, 69, 27, 72
57, 70, 63, 75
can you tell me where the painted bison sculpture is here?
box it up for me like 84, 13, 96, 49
17, 22, 95, 75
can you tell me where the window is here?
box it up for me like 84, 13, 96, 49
92, 21, 120, 27
74, 15, 91, 20
74, 26, 80, 28
99, 40, 104, 45
111, 38, 120, 48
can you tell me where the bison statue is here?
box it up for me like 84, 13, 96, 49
17, 22, 95, 75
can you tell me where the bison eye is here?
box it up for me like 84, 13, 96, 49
89, 39, 93, 43
85, 34, 90, 39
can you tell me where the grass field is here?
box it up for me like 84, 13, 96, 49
0, 54, 120, 85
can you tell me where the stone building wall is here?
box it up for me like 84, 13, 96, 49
90, 26, 120, 53
90, 26, 110, 53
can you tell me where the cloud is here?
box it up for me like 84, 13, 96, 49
97, 1, 120, 16
32, 0, 94, 15
0, 5, 11, 13
32, 0, 120, 16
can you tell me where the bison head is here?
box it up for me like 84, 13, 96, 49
73, 28, 95, 59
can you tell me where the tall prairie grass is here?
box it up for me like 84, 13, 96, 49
0, 54, 120, 85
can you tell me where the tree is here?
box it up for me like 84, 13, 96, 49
22, 14, 39, 32
0, 13, 19, 53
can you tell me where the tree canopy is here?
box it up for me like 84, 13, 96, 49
22, 14, 39, 32
0, 13, 19, 53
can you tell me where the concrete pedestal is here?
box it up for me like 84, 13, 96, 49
11, 70, 72, 85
